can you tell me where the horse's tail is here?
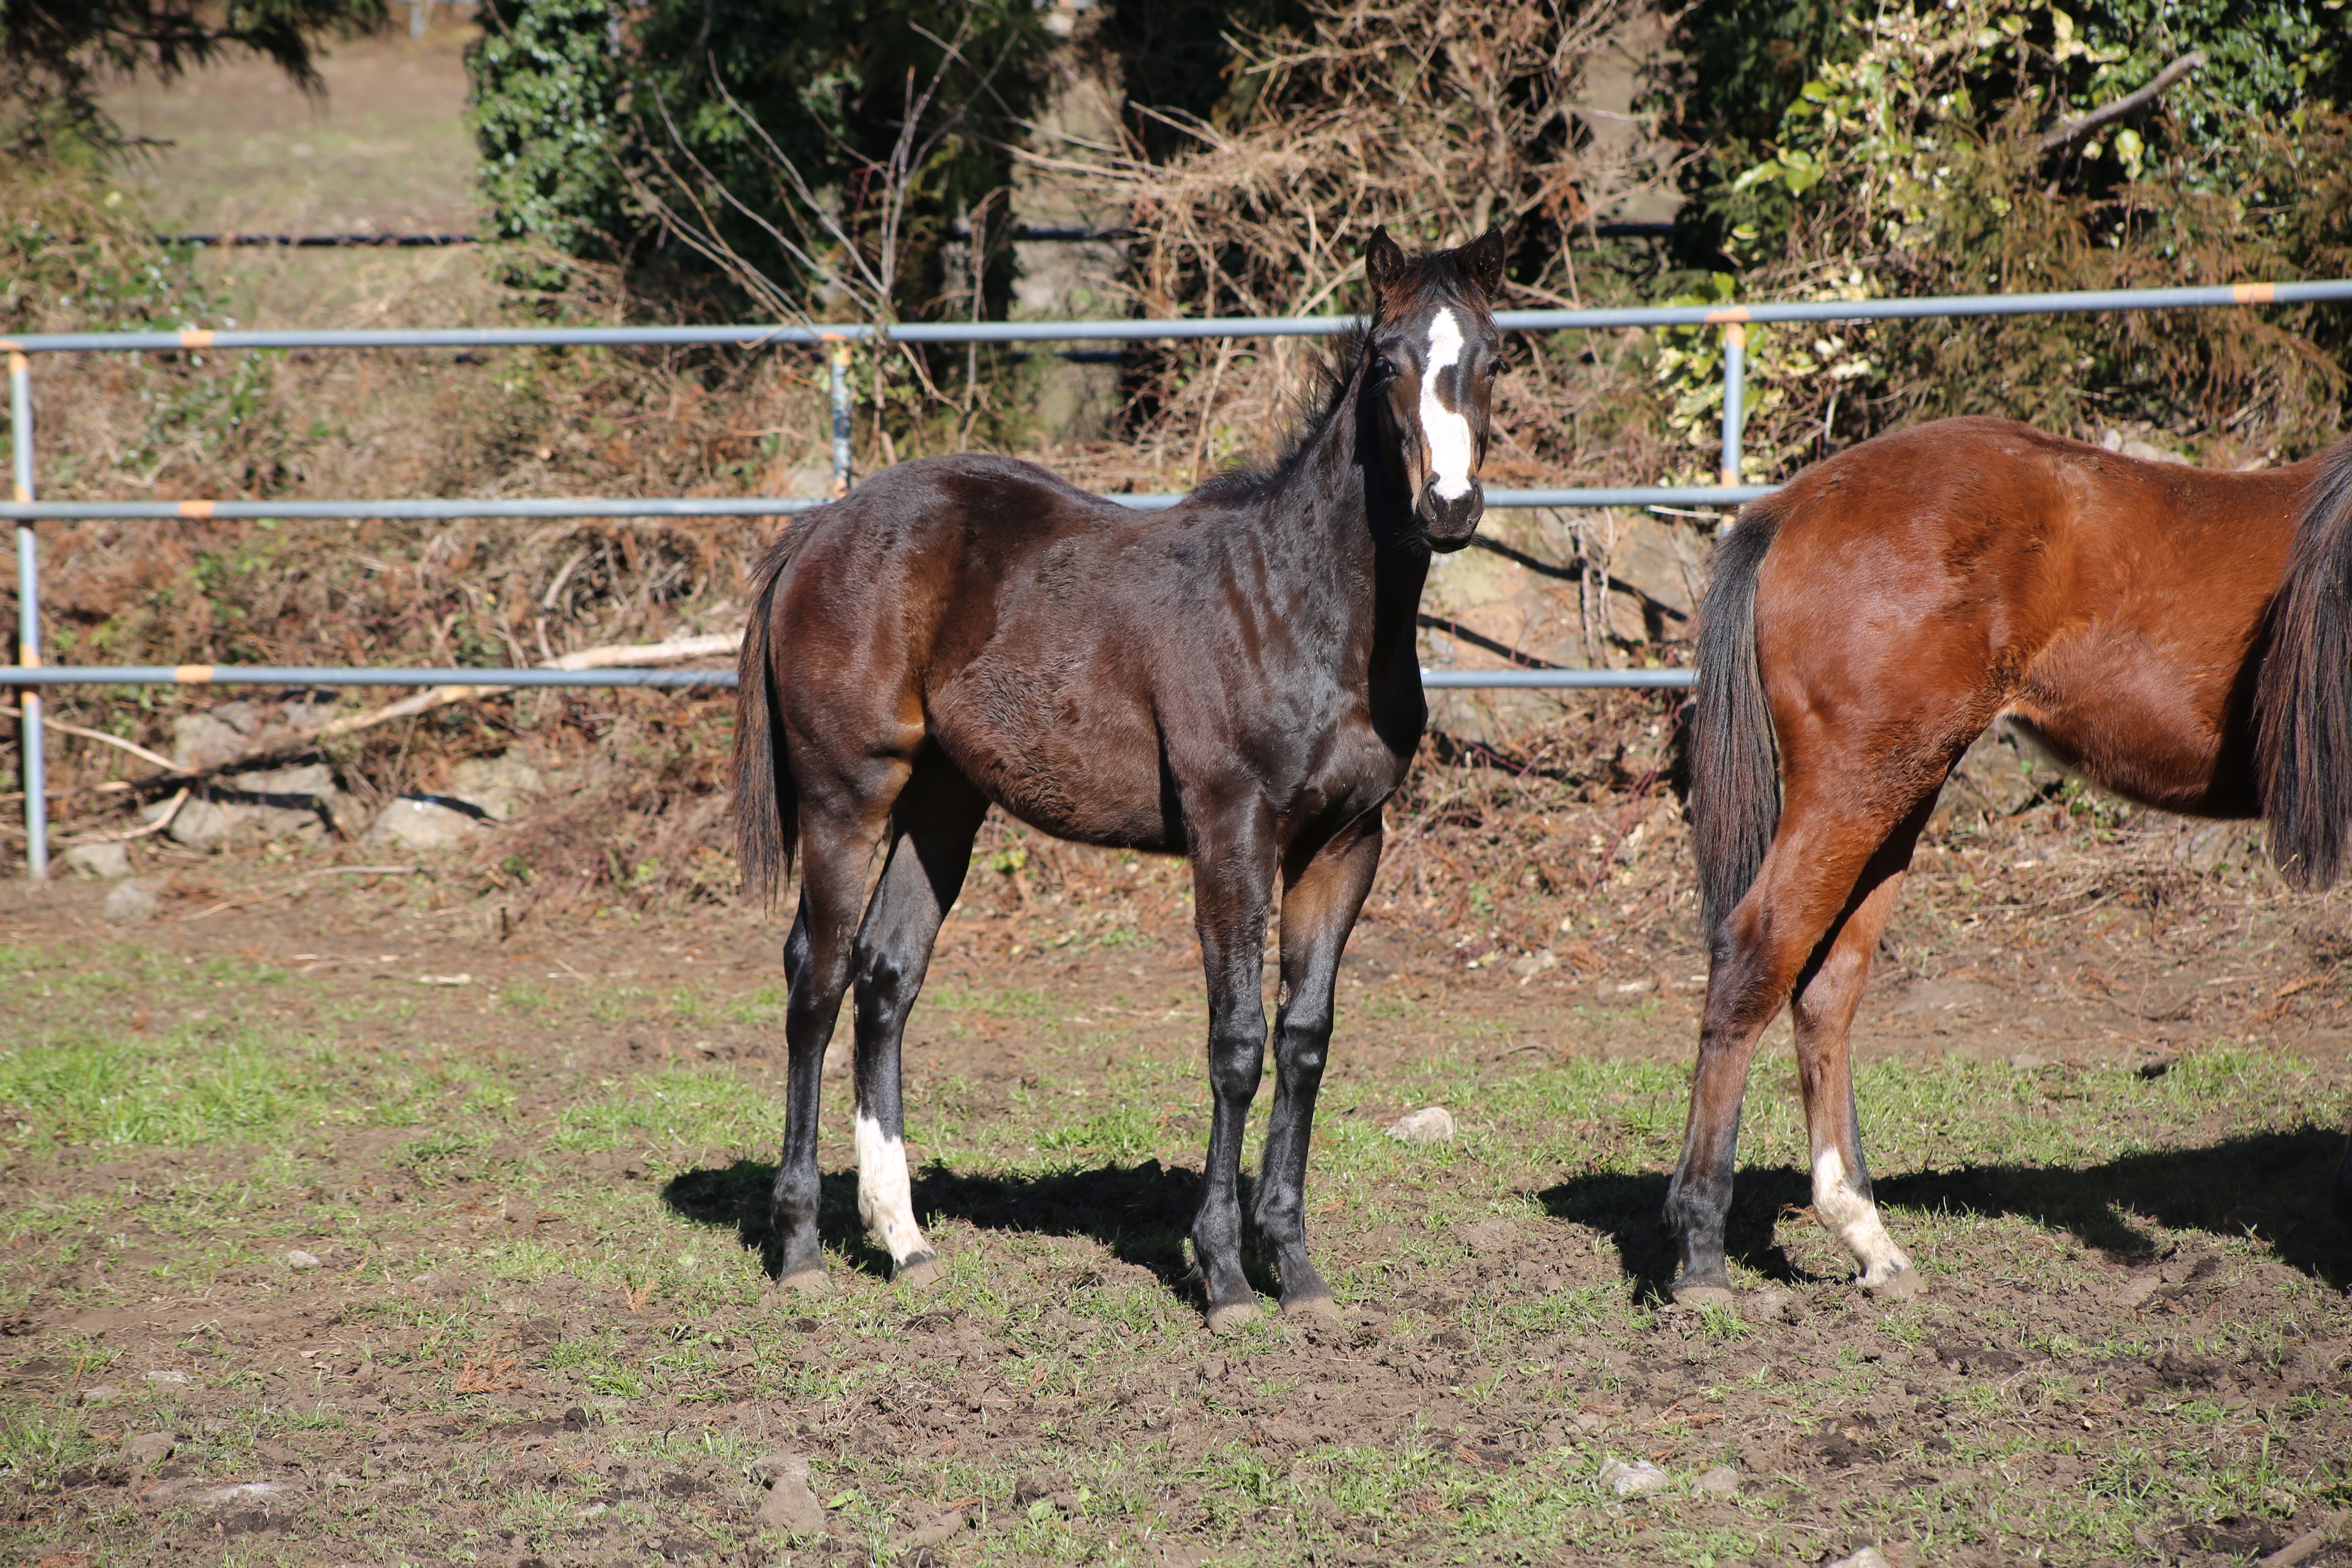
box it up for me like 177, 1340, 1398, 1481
1690, 498, 1788, 939
733, 524, 806, 907
2258, 437, 2352, 891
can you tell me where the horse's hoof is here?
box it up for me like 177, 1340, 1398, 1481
1205, 1299, 1261, 1334
893, 1252, 944, 1290
778, 1267, 831, 1297
1281, 1292, 1341, 1323
1669, 1267, 1735, 1309
1862, 1266, 1926, 1301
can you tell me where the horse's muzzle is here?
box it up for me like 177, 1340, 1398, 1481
1418, 480, 1484, 552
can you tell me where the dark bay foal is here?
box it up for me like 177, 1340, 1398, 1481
733, 229, 1507, 1328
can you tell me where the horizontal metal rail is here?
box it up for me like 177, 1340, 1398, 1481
12, 274, 2348, 875
0, 485, 1778, 523
7, 279, 2348, 354
13, 664, 1692, 690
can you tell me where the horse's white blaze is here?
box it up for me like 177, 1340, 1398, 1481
1418, 307, 1477, 502
855, 1109, 929, 1263
1811, 1147, 1911, 1284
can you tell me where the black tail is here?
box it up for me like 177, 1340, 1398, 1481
732, 525, 806, 906
2258, 437, 2352, 891
1690, 499, 1788, 938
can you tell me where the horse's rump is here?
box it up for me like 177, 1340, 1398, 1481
2258, 437, 2352, 889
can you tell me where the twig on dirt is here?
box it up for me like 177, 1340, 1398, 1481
0, 702, 179, 771
2038, 52, 2206, 153
2258, 1510, 2349, 1568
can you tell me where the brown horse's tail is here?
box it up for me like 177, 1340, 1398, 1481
732, 525, 806, 907
1691, 499, 1788, 938
2258, 437, 2352, 891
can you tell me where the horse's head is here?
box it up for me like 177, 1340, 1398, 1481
1362, 226, 1507, 552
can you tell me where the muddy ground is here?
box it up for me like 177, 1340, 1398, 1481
2, 790, 2350, 1567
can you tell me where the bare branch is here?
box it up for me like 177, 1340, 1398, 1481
2038, 51, 2206, 153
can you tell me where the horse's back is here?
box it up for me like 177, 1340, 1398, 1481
764, 454, 1183, 847
1751, 417, 2316, 815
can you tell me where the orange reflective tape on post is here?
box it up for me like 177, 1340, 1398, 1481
178, 500, 216, 518
1704, 306, 1752, 325
179, 330, 216, 349
2232, 283, 2276, 305
173, 665, 216, 684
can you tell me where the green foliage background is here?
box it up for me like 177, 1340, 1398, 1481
466, 0, 1046, 315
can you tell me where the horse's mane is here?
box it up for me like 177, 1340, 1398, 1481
1189, 327, 1365, 506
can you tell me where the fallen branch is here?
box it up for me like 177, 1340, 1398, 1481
0, 703, 179, 771
7, 629, 743, 808
2038, 52, 2205, 153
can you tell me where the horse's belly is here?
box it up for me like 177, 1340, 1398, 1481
2009, 626, 2261, 816
928, 670, 1174, 849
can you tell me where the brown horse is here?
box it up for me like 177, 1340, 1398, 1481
732, 229, 1507, 1327
1670, 416, 2352, 1303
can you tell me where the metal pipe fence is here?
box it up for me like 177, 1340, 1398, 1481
9, 276, 2352, 874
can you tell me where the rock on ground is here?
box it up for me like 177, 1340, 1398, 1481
100, 880, 160, 924
1826, 1549, 1893, 1568
449, 752, 545, 821
368, 795, 486, 850
754, 1451, 826, 1535
1386, 1106, 1455, 1144
1597, 1457, 1669, 1497
60, 842, 134, 880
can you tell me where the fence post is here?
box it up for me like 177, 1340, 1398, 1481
9, 351, 47, 880
826, 339, 853, 498
1719, 322, 1746, 488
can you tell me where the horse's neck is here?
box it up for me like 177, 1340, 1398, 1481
1255, 383, 1424, 668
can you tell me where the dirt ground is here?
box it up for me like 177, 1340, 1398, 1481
2, 782, 2349, 1567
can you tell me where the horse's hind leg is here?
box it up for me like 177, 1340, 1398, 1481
1667, 786, 1930, 1302
1787, 797, 1935, 1296
770, 800, 899, 1292
1254, 813, 1384, 1320
848, 761, 987, 1287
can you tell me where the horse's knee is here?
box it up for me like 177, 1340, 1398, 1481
1206, 1028, 1265, 1100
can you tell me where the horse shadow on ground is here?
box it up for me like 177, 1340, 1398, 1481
1541, 1124, 2351, 1302
662, 1157, 1231, 1297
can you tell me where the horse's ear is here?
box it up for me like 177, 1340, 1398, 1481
1463, 227, 1506, 299
1364, 227, 1406, 306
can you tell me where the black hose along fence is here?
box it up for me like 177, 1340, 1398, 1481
8, 277, 2352, 877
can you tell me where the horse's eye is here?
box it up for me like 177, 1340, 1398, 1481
1372, 356, 1397, 381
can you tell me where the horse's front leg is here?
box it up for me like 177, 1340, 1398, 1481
1253, 813, 1384, 1321
1187, 805, 1281, 1332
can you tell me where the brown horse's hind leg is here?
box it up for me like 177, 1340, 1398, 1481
769, 795, 900, 1291
1788, 796, 1935, 1296
1255, 814, 1385, 1320
846, 762, 988, 1288
1666, 784, 1933, 1301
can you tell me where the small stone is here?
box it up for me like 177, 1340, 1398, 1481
754, 1451, 826, 1535
1386, 1106, 1455, 1145
78, 1384, 121, 1405
2007, 1051, 2046, 1070
368, 796, 484, 850
1597, 1457, 1669, 1497
100, 879, 159, 925
449, 753, 546, 822
1826, 1549, 1893, 1568
285, 1250, 323, 1271
61, 842, 133, 881
1692, 1465, 1740, 1497
143, 1369, 190, 1385
1506, 949, 1557, 980
895, 1509, 968, 1548
125, 1432, 178, 1468
1571, 1412, 1606, 1435
1748, 1285, 1794, 1321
